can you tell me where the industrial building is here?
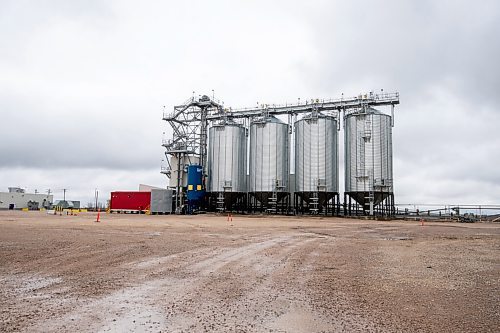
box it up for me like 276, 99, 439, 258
0, 187, 53, 210
162, 92, 399, 216
53, 200, 81, 210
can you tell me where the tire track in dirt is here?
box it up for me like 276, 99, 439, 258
3, 212, 499, 332
23, 233, 391, 332
23, 235, 314, 332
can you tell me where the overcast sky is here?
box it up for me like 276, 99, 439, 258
1, 0, 499, 207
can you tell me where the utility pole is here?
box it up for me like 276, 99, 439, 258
62, 189, 68, 202
95, 188, 99, 210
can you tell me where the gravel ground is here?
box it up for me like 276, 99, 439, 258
0, 211, 498, 332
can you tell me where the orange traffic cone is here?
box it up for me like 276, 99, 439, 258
96, 208, 101, 222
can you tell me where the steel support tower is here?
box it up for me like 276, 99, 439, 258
162, 95, 223, 213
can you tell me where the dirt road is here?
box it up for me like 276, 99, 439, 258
0, 211, 499, 332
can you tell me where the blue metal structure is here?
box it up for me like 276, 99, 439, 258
186, 165, 205, 213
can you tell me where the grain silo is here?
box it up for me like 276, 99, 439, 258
207, 120, 247, 211
294, 112, 339, 214
248, 116, 289, 212
344, 107, 394, 215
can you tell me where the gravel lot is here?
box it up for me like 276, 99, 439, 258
0, 211, 499, 332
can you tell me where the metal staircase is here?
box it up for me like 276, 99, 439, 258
216, 192, 225, 212
310, 192, 319, 214
268, 192, 278, 213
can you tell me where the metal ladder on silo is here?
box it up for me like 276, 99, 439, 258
367, 189, 375, 201
268, 192, 278, 213
366, 171, 375, 215
310, 192, 319, 214
216, 192, 225, 212
363, 118, 372, 142
268, 179, 285, 214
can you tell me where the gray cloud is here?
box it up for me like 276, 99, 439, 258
0, 0, 499, 205
0, 93, 163, 170
299, 0, 500, 105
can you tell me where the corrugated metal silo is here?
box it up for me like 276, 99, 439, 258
207, 120, 247, 211
344, 107, 394, 214
294, 113, 339, 214
249, 116, 289, 211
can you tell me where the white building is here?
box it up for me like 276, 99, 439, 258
0, 188, 53, 210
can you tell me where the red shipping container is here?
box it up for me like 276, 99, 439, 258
110, 191, 151, 211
